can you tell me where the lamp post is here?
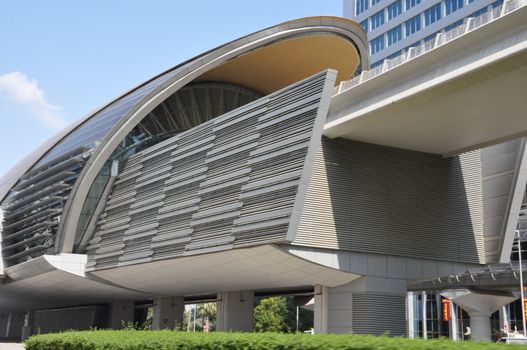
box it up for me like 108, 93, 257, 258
516, 230, 526, 337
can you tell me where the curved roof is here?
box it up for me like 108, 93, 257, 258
0, 16, 368, 256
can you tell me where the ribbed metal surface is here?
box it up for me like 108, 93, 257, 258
480, 138, 526, 263
1, 147, 92, 266
86, 71, 335, 270
352, 293, 406, 336
295, 138, 485, 264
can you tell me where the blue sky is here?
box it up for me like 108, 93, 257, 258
0, 0, 342, 178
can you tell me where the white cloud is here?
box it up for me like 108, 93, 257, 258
0, 71, 67, 130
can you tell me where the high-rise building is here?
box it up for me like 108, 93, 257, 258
343, 0, 504, 67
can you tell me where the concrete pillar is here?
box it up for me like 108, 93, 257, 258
21, 311, 34, 341
449, 299, 459, 341
451, 291, 517, 342
109, 301, 135, 329
422, 291, 428, 339
499, 306, 509, 333
216, 291, 254, 332
469, 311, 492, 342
407, 292, 415, 339
313, 285, 328, 334
152, 296, 184, 330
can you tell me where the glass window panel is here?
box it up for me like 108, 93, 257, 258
388, 0, 403, 20
387, 25, 402, 46
405, 0, 422, 10
356, 0, 369, 15
424, 3, 442, 26
445, 0, 464, 15
361, 19, 369, 32
405, 15, 421, 37
370, 35, 385, 55
371, 10, 385, 30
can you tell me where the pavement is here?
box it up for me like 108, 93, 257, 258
0, 344, 24, 349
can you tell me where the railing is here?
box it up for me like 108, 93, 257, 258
333, 0, 526, 95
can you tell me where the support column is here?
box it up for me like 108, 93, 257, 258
109, 301, 135, 329
407, 292, 415, 339
449, 300, 459, 341
152, 296, 184, 330
422, 292, 427, 339
450, 291, 517, 341
21, 311, 34, 341
313, 285, 328, 334
499, 306, 509, 333
216, 291, 254, 332
468, 311, 492, 342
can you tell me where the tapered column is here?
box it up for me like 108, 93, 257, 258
216, 291, 254, 332
451, 291, 517, 341
152, 297, 184, 330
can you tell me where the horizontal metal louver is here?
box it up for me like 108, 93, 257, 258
1, 147, 92, 266
86, 71, 335, 270
294, 138, 485, 264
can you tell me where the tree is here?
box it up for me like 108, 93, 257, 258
253, 297, 291, 332
197, 302, 217, 332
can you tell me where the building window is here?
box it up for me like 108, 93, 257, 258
372, 0, 382, 6
492, 0, 504, 7
361, 19, 369, 32
387, 50, 402, 60
424, 32, 438, 42
405, 15, 421, 37
444, 19, 463, 31
356, 0, 369, 15
371, 60, 384, 68
405, 0, 421, 10
424, 3, 442, 26
371, 10, 385, 30
370, 35, 385, 55
387, 25, 402, 46
470, 7, 488, 17
387, 0, 403, 20
445, 0, 464, 15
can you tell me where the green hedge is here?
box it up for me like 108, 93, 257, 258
25, 330, 516, 350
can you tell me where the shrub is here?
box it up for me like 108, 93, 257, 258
25, 330, 520, 350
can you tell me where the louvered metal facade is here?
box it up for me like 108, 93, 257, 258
352, 293, 406, 336
86, 70, 336, 270
1, 147, 92, 265
295, 138, 486, 264
0, 83, 261, 267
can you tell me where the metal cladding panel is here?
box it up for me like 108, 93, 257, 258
86, 70, 336, 270
352, 293, 406, 336
295, 138, 486, 264
480, 138, 527, 263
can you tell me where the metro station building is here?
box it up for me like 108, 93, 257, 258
1, 1, 527, 342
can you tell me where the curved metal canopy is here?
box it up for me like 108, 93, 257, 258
0, 16, 368, 266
